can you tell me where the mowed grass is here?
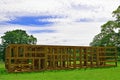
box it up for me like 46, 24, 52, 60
1, 62, 120, 80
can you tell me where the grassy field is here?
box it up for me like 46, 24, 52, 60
0, 62, 120, 80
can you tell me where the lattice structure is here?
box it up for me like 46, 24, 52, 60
5, 44, 117, 72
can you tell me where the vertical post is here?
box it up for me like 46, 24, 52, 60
32, 59, 34, 71
9, 46, 12, 72
68, 48, 71, 67
84, 48, 87, 67
50, 47, 53, 69
44, 46, 47, 70
56, 48, 58, 68
66, 48, 69, 68
80, 47, 82, 68
103, 48, 106, 66
7, 46, 10, 72
96, 47, 100, 67
63, 47, 65, 68
60, 48, 62, 68
53, 48, 55, 68
114, 47, 117, 67
14, 45, 18, 69
86, 48, 88, 68
73, 48, 76, 68
90, 47, 92, 67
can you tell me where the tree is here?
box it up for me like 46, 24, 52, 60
0, 29, 37, 61
90, 6, 120, 59
1, 29, 37, 45
0, 44, 4, 61
90, 6, 120, 47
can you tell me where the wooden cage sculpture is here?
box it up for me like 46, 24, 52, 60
5, 44, 117, 72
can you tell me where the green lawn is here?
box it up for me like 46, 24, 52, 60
0, 62, 120, 80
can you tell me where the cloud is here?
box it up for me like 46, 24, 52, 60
0, 0, 120, 45
0, 0, 119, 23
30, 22, 103, 46
71, 3, 99, 11
0, 22, 102, 46
28, 30, 56, 34
76, 18, 94, 22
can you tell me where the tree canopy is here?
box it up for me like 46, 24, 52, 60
1, 29, 37, 45
0, 29, 37, 61
90, 6, 120, 48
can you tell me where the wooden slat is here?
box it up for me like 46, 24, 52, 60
5, 44, 117, 72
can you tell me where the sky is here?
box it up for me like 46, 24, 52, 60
0, 0, 120, 46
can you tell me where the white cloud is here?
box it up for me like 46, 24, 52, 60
0, 0, 119, 22
0, 0, 120, 45
34, 22, 102, 46
0, 22, 103, 45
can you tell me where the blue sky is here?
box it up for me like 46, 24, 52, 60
0, 0, 120, 46
6, 16, 54, 26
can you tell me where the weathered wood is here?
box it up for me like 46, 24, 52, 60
5, 44, 117, 72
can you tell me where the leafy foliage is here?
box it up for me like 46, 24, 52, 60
0, 29, 37, 61
1, 29, 37, 45
90, 6, 120, 47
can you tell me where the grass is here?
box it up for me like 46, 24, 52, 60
1, 62, 120, 80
